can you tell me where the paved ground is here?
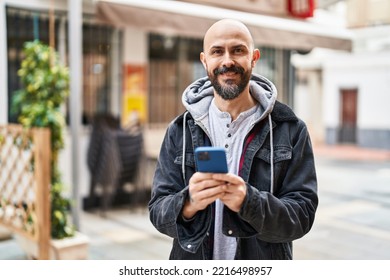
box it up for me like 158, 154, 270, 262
1, 144, 389, 260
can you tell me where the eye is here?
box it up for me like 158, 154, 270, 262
211, 49, 223, 55
234, 48, 244, 54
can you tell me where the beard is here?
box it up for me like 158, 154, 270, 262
208, 65, 251, 100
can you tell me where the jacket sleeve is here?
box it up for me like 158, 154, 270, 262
148, 121, 211, 253
226, 120, 318, 243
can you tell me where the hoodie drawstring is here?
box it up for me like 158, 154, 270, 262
182, 111, 189, 184
268, 114, 274, 194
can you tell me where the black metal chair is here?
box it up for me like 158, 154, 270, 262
86, 114, 144, 215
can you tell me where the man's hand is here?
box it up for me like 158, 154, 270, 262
182, 172, 226, 219
212, 173, 247, 213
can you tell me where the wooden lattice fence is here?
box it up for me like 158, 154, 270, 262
0, 124, 51, 259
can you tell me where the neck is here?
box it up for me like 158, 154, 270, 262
214, 89, 257, 121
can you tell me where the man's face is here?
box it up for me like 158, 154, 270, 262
201, 21, 258, 100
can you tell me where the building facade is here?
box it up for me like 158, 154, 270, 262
293, 0, 390, 150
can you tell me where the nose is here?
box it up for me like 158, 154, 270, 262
222, 52, 235, 68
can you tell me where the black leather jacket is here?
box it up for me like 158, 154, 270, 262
148, 101, 318, 259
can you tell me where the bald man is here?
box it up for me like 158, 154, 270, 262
149, 19, 318, 260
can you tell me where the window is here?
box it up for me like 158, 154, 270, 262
81, 20, 120, 124
148, 34, 204, 124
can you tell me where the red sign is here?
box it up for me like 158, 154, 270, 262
288, 0, 315, 18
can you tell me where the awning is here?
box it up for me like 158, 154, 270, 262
95, 0, 353, 51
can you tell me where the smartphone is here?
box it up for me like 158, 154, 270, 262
194, 146, 228, 173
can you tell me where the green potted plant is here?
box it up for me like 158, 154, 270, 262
12, 40, 88, 258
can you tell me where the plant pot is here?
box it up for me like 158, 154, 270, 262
0, 226, 13, 241
15, 231, 90, 260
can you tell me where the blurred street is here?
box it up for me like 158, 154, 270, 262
294, 145, 390, 259
1, 144, 390, 260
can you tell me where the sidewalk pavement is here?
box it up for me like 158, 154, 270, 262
313, 143, 390, 162
0, 144, 389, 260
0, 207, 172, 260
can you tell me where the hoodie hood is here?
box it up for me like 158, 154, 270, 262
182, 72, 278, 123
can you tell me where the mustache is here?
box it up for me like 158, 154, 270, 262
213, 65, 244, 76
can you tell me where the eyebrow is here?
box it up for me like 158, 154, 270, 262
209, 44, 249, 51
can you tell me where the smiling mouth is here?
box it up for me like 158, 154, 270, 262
219, 71, 240, 78
222, 71, 238, 75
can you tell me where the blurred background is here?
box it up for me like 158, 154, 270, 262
0, 0, 389, 260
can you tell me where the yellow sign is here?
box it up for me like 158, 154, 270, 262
122, 64, 147, 126
123, 94, 147, 125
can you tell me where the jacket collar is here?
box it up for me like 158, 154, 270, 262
271, 101, 298, 122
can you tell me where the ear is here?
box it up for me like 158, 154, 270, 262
251, 49, 261, 67
200, 52, 207, 69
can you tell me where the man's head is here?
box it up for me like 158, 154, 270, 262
200, 19, 260, 100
